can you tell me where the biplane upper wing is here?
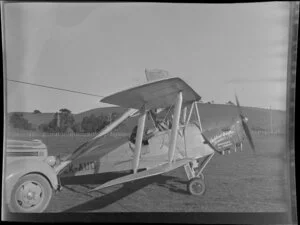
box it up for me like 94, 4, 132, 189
89, 158, 194, 192
101, 77, 201, 110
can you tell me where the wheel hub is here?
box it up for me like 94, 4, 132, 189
192, 182, 203, 193
17, 181, 43, 209
27, 191, 35, 200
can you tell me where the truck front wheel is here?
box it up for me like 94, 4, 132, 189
9, 174, 52, 213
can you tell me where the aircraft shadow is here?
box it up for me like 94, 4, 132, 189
60, 171, 134, 186
62, 172, 189, 212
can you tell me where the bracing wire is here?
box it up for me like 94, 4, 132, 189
7, 79, 105, 98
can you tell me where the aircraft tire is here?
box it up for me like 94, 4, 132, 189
9, 174, 53, 213
188, 178, 206, 196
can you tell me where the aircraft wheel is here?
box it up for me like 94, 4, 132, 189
188, 178, 206, 196
9, 174, 52, 213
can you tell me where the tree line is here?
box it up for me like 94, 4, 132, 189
8, 109, 123, 133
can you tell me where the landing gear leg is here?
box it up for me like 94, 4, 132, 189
184, 152, 214, 196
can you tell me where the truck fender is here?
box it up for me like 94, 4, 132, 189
5, 159, 59, 204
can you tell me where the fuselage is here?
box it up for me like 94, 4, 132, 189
60, 123, 214, 177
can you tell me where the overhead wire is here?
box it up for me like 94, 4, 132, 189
6, 78, 105, 98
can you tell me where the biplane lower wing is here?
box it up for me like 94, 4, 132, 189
89, 158, 194, 192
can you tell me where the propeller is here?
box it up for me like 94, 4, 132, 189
235, 94, 255, 152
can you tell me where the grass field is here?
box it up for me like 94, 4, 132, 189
11, 132, 290, 213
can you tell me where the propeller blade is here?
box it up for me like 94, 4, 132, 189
235, 94, 255, 152
235, 94, 243, 116
235, 94, 240, 108
241, 119, 255, 152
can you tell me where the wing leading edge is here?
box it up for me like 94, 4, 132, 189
101, 77, 201, 110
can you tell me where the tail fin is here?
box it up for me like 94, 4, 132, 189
145, 68, 171, 82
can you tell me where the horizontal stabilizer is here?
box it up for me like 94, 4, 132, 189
88, 158, 194, 192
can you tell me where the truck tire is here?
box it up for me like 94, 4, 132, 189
8, 174, 52, 213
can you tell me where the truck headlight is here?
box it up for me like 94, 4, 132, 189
45, 156, 57, 167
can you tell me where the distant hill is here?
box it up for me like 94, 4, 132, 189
196, 103, 286, 132
7, 112, 55, 129
7, 103, 286, 133
73, 107, 127, 123
7, 107, 126, 128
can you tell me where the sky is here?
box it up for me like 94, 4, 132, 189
4, 2, 290, 113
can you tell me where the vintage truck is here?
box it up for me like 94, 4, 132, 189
4, 138, 108, 213
4, 139, 61, 213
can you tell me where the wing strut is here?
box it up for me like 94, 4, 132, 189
182, 106, 187, 124
186, 102, 194, 125
168, 91, 183, 163
132, 106, 147, 173
55, 108, 138, 174
194, 102, 203, 132
182, 106, 188, 157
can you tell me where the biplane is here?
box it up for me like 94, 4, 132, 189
5, 70, 255, 212
56, 71, 255, 195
